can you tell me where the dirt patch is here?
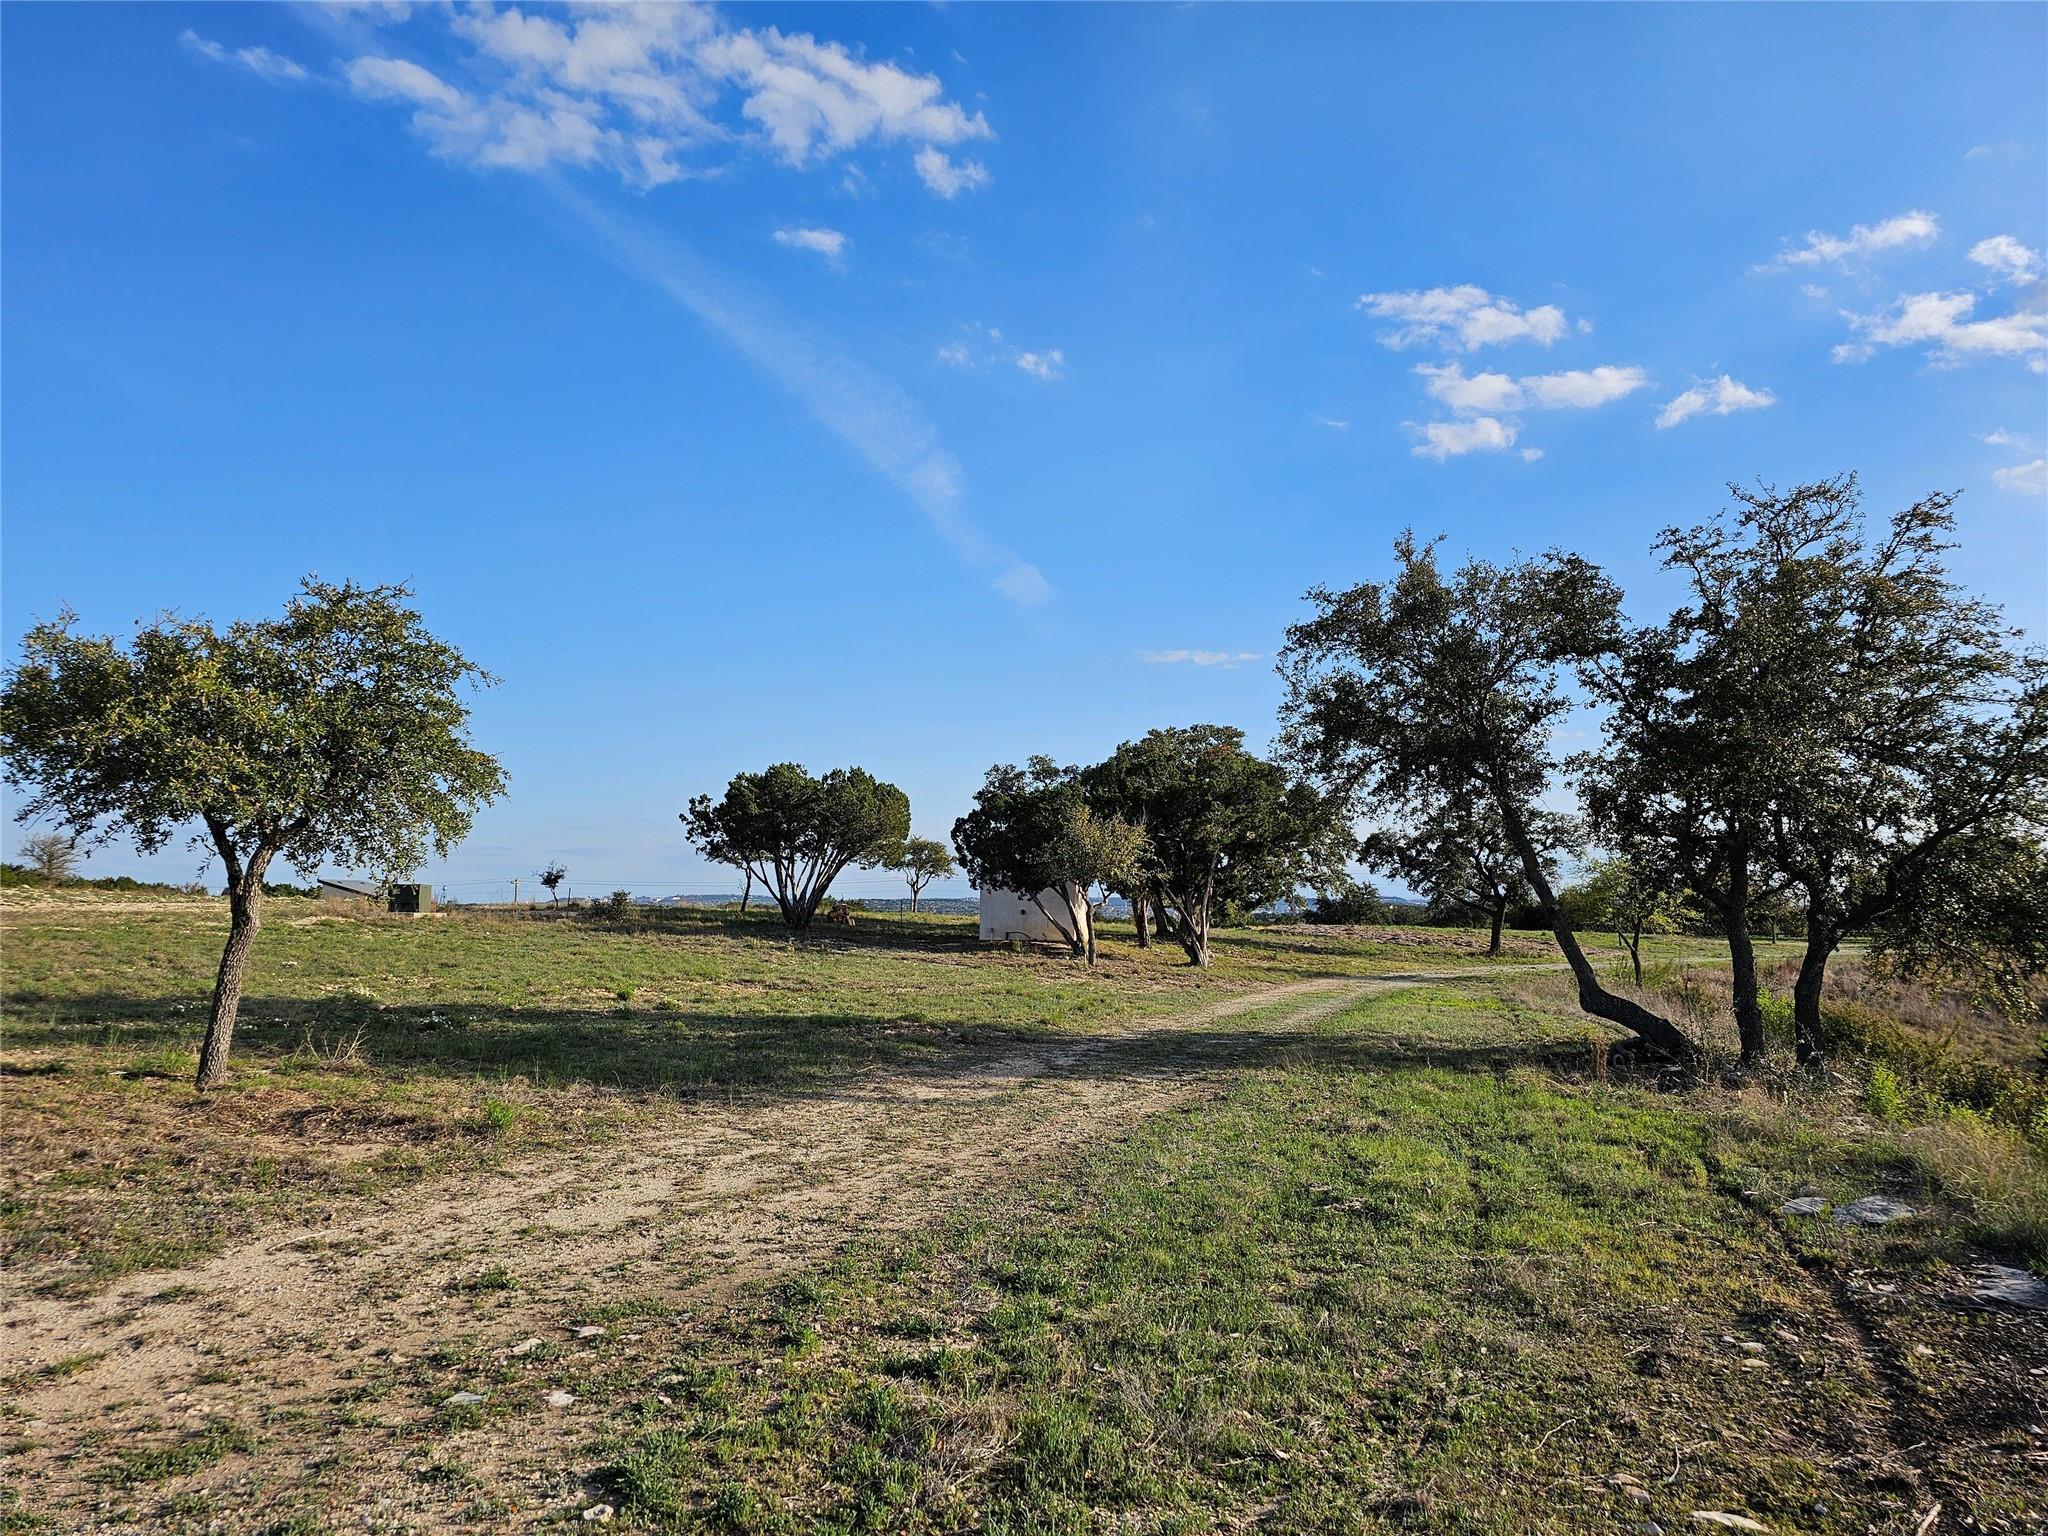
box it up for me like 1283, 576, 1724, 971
0, 977, 1389, 1530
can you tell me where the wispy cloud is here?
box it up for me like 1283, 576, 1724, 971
332, 5, 991, 193
1968, 234, 2043, 286
180, 29, 308, 82
1655, 375, 1776, 429
1979, 427, 2038, 450
1757, 209, 1938, 272
1140, 650, 1263, 668
1357, 284, 1570, 350
938, 323, 1066, 382
549, 191, 1049, 609
1014, 348, 1064, 381
1309, 415, 1350, 431
913, 147, 991, 198
1834, 291, 2048, 371
1992, 458, 2047, 495
773, 225, 847, 262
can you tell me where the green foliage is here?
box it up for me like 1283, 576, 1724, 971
1, 579, 504, 1089
1306, 876, 1385, 925
682, 764, 910, 930
0, 578, 505, 889
951, 757, 1143, 958
1087, 724, 1347, 965
1359, 799, 1537, 948
1864, 1063, 1907, 1122
889, 835, 956, 909
591, 890, 634, 920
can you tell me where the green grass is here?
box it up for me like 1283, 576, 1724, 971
2, 890, 1713, 1295
564, 987, 2041, 1534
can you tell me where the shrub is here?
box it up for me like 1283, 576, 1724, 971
1864, 1063, 1907, 1122
591, 890, 633, 920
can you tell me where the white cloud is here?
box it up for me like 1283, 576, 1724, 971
1410, 416, 1518, 460
180, 29, 308, 82
1140, 650, 1263, 668
940, 324, 1065, 381
773, 225, 847, 261
1759, 209, 1939, 271
1968, 234, 2043, 286
1309, 415, 1350, 431
1418, 362, 1647, 413
1992, 458, 2047, 495
1356, 285, 1570, 350
913, 147, 991, 198
995, 562, 1052, 607
1014, 348, 1064, 382
1520, 448, 1545, 462
1979, 427, 2036, 449
337, 6, 990, 194
1837, 290, 2048, 370
1654, 376, 1777, 429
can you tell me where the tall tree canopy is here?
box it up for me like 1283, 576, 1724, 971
1279, 534, 1694, 1058
1087, 724, 1346, 967
1581, 496, 1821, 1064
0, 579, 505, 1090
1683, 476, 2048, 1062
682, 764, 910, 931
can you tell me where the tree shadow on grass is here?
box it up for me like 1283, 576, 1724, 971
0, 981, 1634, 1102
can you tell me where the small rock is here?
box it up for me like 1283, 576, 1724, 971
1834, 1196, 1913, 1227
1640, 1525, 1664, 1536
1622, 1486, 1653, 1505
547, 1389, 575, 1408
441, 1391, 485, 1408
1778, 1196, 1829, 1218
1734, 1341, 1766, 1355
508, 1337, 543, 1357
573, 1325, 607, 1339
582, 1505, 614, 1524
1691, 1515, 1768, 1533
1965, 1263, 2048, 1311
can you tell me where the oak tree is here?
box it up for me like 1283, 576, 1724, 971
1, 580, 505, 1090
682, 764, 910, 931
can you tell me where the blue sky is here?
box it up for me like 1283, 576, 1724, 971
4, 2, 2045, 901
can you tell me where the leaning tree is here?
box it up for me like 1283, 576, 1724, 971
682, 764, 910, 931
1696, 476, 2048, 1063
0, 580, 505, 1090
1279, 533, 1695, 1059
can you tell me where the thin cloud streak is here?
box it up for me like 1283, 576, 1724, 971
552, 186, 1050, 610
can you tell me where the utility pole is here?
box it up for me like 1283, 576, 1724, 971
511, 877, 520, 906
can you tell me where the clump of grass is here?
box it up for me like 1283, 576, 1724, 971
98, 1418, 252, 1486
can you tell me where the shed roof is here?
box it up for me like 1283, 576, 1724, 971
319, 878, 383, 897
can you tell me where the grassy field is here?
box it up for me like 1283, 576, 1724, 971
0, 889, 1599, 1296
2, 890, 2042, 1534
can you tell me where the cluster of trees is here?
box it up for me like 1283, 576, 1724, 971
1281, 476, 2047, 1066
952, 725, 1349, 966
679, 726, 1347, 969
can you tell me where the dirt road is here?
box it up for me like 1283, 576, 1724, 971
4, 974, 1430, 1530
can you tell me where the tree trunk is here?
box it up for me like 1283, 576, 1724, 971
1494, 788, 1693, 1060
1792, 931, 1834, 1067
1132, 893, 1149, 948
195, 882, 263, 1092
1487, 895, 1505, 957
740, 870, 752, 915
1725, 917, 1766, 1066
1623, 920, 1644, 988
